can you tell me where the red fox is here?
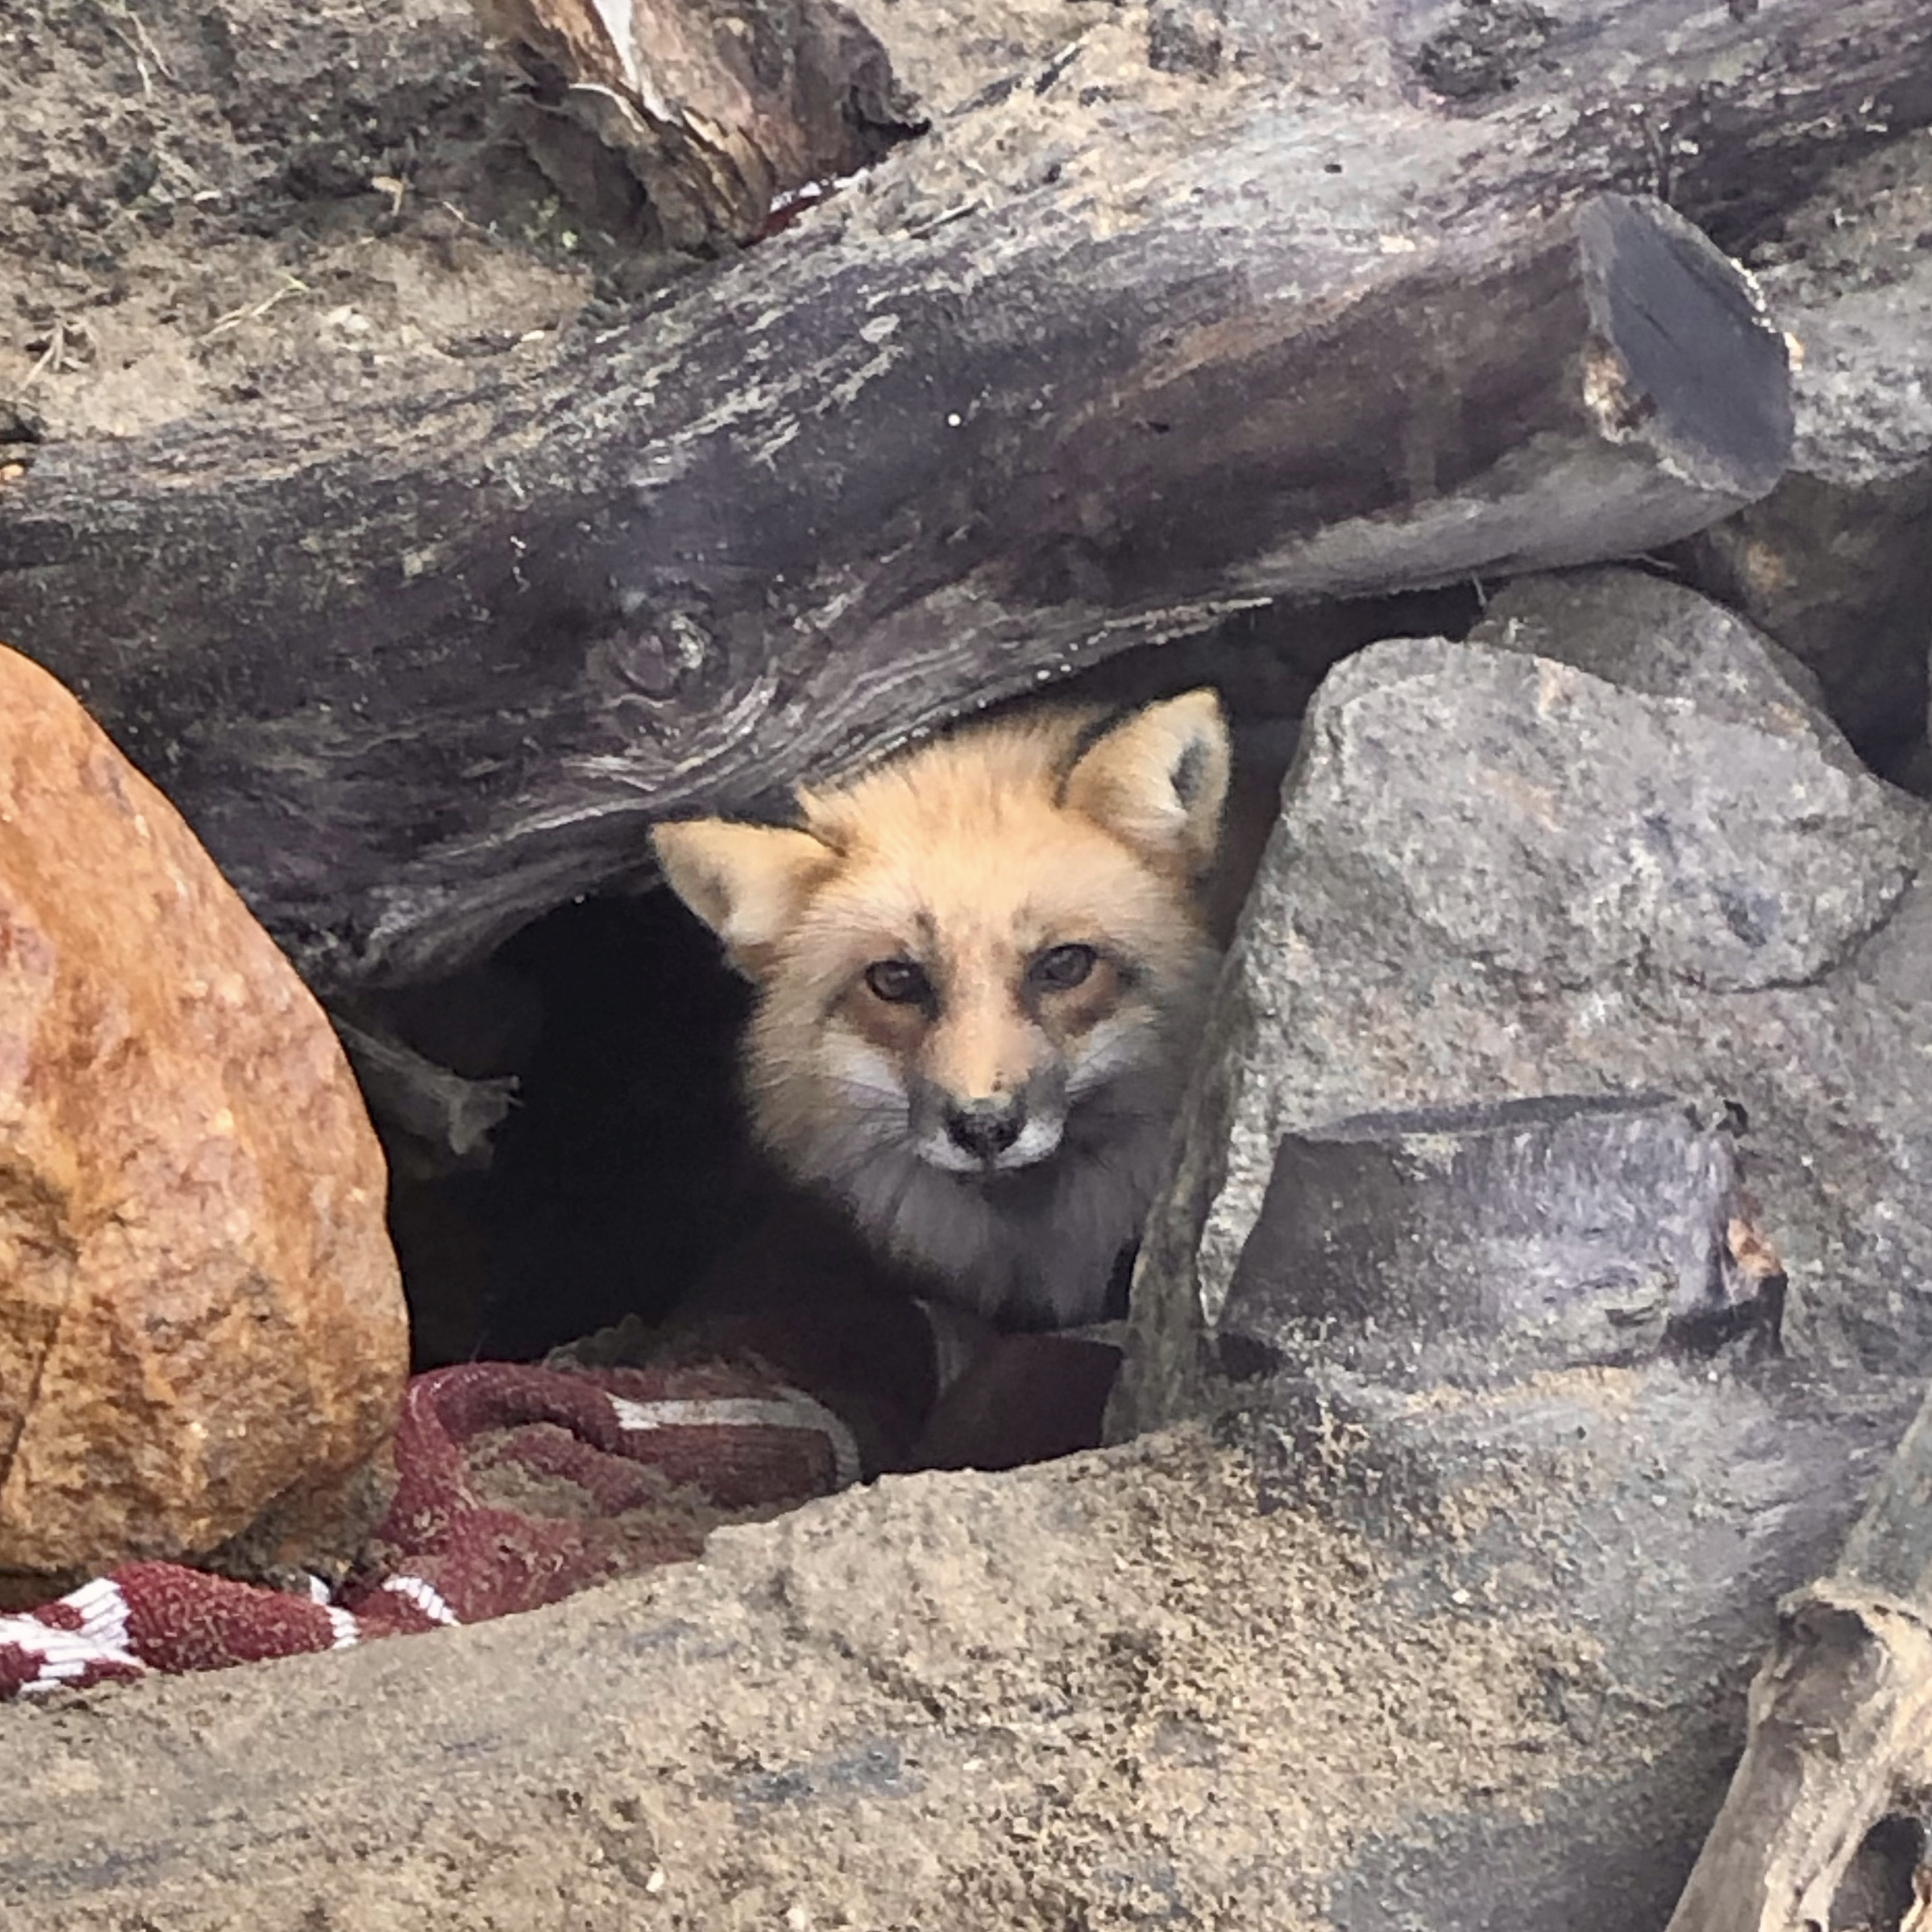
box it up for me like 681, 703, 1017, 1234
651, 690, 1233, 1330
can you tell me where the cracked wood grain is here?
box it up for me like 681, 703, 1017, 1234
3, 0, 1928, 988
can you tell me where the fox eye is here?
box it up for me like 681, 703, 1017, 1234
864, 958, 931, 1005
1031, 943, 1098, 991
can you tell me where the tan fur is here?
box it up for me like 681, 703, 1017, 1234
651, 691, 1231, 1327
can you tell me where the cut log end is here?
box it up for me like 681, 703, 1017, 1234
1580, 195, 1794, 497
473, 0, 925, 249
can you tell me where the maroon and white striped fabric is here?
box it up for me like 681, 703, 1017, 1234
0, 1356, 871, 1700
0, 1270, 1124, 1702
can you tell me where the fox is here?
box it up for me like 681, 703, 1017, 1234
650, 689, 1233, 1330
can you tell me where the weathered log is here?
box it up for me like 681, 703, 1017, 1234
1665, 1378, 1932, 1932
470, 0, 922, 249
3, 0, 1929, 991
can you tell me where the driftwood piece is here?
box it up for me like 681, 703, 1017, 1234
1666, 1387, 1932, 1932
332, 1019, 519, 1172
472, 0, 922, 249
3, 0, 1928, 991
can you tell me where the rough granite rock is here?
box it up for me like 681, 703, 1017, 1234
1117, 631, 1932, 1427
1677, 129, 1932, 776
1469, 564, 1853, 770
0, 645, 406, 1590
1100, 627, 1932, 1925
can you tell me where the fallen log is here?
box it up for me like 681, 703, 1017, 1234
1665, 1377, 1932, 1932
2, 0, 1928, 990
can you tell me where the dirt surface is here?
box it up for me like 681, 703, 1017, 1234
0, 0, 600, 446
0, 0, 1385, 458
5, 1352, 1904, 1930
0, 0, 954, 448
0, 1422, 1621, 1930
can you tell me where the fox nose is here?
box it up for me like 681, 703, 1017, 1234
945, 1097, 1026, 1161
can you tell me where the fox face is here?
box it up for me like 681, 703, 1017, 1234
652, 690, 1231, 1328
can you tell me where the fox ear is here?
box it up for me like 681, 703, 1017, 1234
1062, 689, 1231, 875
651, 819, 836, 977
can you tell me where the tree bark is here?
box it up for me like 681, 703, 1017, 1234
470, 0, 922, 250
2, 0, 1928, 990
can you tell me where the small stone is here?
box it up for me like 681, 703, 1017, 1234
1148, 0, 1225, 77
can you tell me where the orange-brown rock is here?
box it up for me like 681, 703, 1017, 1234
0, 643, 407, 1590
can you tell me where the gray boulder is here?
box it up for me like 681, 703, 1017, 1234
1470, 565, 1852, 769
1678, 128, 1932, 780
1111, 627, 1932, 1925
1121, 631, 1931, 1422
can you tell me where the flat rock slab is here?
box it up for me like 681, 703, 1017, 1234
0, 1404, 1915, 1931
1223, 1092, 1775, 1390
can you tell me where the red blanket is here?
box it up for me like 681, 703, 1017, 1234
0, 1298, 1120, 1700
0, 1357, 867, 1699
